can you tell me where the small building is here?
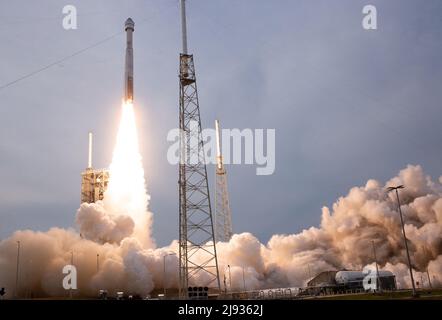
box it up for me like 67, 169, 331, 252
304, 270, 339, 296
307, 271, 338, 287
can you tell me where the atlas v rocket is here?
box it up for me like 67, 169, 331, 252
124, 18, 134, 102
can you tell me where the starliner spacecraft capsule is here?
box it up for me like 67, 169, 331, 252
124, 18, 134, 102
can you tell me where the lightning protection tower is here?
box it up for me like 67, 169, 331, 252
214, 120, 233, 242
178, 0, 221, 298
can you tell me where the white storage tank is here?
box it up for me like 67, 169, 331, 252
335, 271, 365, 284
335, 270, 395, 286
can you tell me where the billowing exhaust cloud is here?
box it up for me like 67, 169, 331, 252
76, 202, 135, 244
1, 116, 441, 300
196, 164, 442, 291
0, 228, 179, 297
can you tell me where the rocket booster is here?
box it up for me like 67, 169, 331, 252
124, 18, 134, 102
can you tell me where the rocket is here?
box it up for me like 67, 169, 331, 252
124, 18, 134, 102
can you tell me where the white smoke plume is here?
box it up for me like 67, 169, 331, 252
76, 202, 134, 244
1, 149, 442, 298
197, 164, 442, 291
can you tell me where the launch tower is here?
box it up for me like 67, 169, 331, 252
214, 120, 233, 242
178, 0, 221, 298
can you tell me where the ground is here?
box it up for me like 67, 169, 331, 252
309, 289, 442, 300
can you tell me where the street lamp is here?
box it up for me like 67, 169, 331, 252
163, 253, 175, 298
387, 185, 417, 297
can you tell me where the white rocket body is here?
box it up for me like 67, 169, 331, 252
124, 18, 134, 102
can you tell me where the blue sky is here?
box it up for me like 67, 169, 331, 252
1, 0, 441, 247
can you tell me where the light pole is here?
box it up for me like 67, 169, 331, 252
387, 185, 417, 297
242, 267, 246, 292
426, 268, 432, 289
228, 265, 232, 291
27, 258, 33, 299
163, 253, 174, 298
70, 250, 74, 299
371, 240, 381, 292
15, 241, 20, 298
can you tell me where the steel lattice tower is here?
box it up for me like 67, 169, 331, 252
178, 0, 220, 299
214, 120, 233, 242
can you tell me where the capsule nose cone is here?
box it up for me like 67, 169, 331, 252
125, 18, 134, 31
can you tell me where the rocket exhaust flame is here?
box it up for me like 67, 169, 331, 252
104, 101, 153, 247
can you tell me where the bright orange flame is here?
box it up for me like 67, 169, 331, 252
104, 101, 151, 245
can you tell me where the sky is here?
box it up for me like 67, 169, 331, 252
0, 0, 441, 247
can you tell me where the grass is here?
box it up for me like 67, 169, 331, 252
313, 289, 442, 300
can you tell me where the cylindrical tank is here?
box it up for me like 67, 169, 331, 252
335, 271, 365, 284
335, 270, 395, 284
